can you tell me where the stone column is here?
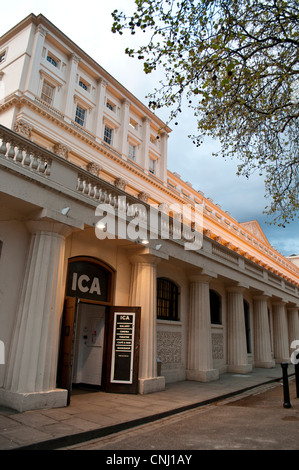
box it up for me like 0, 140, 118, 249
26, 25, 47, 97
64, 53, 80, 119
120, 99, 131, 157
94, 78, 107, 140
227, 286, 252, 374
187, 275, 219, 382
272, 302, 290, 362
287, 307, 299, 355
1, 220, 71, 411
253, 296, 275, 368
129, 253, 165, 394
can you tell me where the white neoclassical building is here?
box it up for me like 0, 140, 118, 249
0, 14, 298, 412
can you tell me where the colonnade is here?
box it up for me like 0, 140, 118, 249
1, 221, 298, 411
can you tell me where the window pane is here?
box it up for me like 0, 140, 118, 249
75, 105, 86, 127
128, 144, 136, 160
47, 55, 57, 67
41, 81, 54, 105
157, 278, 178, 320
79, 80, 87, 91
104, 125, 113, 145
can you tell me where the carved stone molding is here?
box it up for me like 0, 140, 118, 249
14, 119, 32, 140
86, 162, 102, 176
53, 143, 69, 159
114, 177, 127, 190
138, 191, 150, 203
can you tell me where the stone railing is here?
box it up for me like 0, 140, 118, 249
0, 124, 197, 248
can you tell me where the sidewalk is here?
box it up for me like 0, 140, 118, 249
0, 365, 296, 450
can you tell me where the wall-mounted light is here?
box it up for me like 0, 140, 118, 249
96, 221, 106, 230
61, 207, 70, 216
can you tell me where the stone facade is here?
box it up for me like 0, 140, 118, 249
0, 14, 298, 412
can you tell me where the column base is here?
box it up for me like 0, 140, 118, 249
227, 364, 253, 374
255, 360, 276, 369
186, 368, 219, 383
0, 388, 68, 412
138, 376, 165, 394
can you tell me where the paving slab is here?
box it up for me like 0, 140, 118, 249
0, 365, 296, 450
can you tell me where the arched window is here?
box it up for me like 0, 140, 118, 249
244, 300, 252, 353
157, 278, 179, 321
209, 289, 222, 325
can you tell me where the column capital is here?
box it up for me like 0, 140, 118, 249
188, 269, 217, 283
253, 294, 269, 302
127, 245, 168, 265
272, 300, 287, 308
26, 219, 73, 238
189, 274, 213, 283
226, 285, 246, 294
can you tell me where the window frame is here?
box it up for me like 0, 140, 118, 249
149, 158, 156, 174
104, 125, 113, 145
128, 143, 136, 160
157, 277, 179, 321
46, 54, 58, 68
75, 104, 86, 127
41, 80, 55, 105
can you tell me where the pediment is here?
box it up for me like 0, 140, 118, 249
240, 220, 271, 246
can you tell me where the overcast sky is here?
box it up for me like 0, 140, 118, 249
1, 0, 298, 256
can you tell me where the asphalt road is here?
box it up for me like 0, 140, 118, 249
65, 379, 299, 452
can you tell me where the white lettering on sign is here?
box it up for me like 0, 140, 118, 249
72, 273, 101, 295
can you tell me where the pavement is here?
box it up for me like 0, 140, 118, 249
0, 364, 297, 451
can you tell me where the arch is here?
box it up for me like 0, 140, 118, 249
157, 277, 179, 321
209, 289, 222, 325
65, 256, 115, 304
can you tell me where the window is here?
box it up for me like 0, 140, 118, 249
0, 50, 6, 64
128, 143, 136, 160
157, 278, 179, 321
129, 119, 138, 130
41, 81, 55, 105
210, 289, 221, 325
104, 125, 113, 145
106, 101, 114, 111
47, 55, 57, 67
79, 80, 88, 91
149, 158, 156, 174
75, 105, 86, 127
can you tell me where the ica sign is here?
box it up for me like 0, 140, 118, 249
66, 260, 110, 301
71, 272, 101, 296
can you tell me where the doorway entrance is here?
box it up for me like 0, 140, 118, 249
57, 256, 141, 403
72, 302, 106, 387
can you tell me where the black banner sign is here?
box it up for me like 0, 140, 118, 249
111, 313, 135, 384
